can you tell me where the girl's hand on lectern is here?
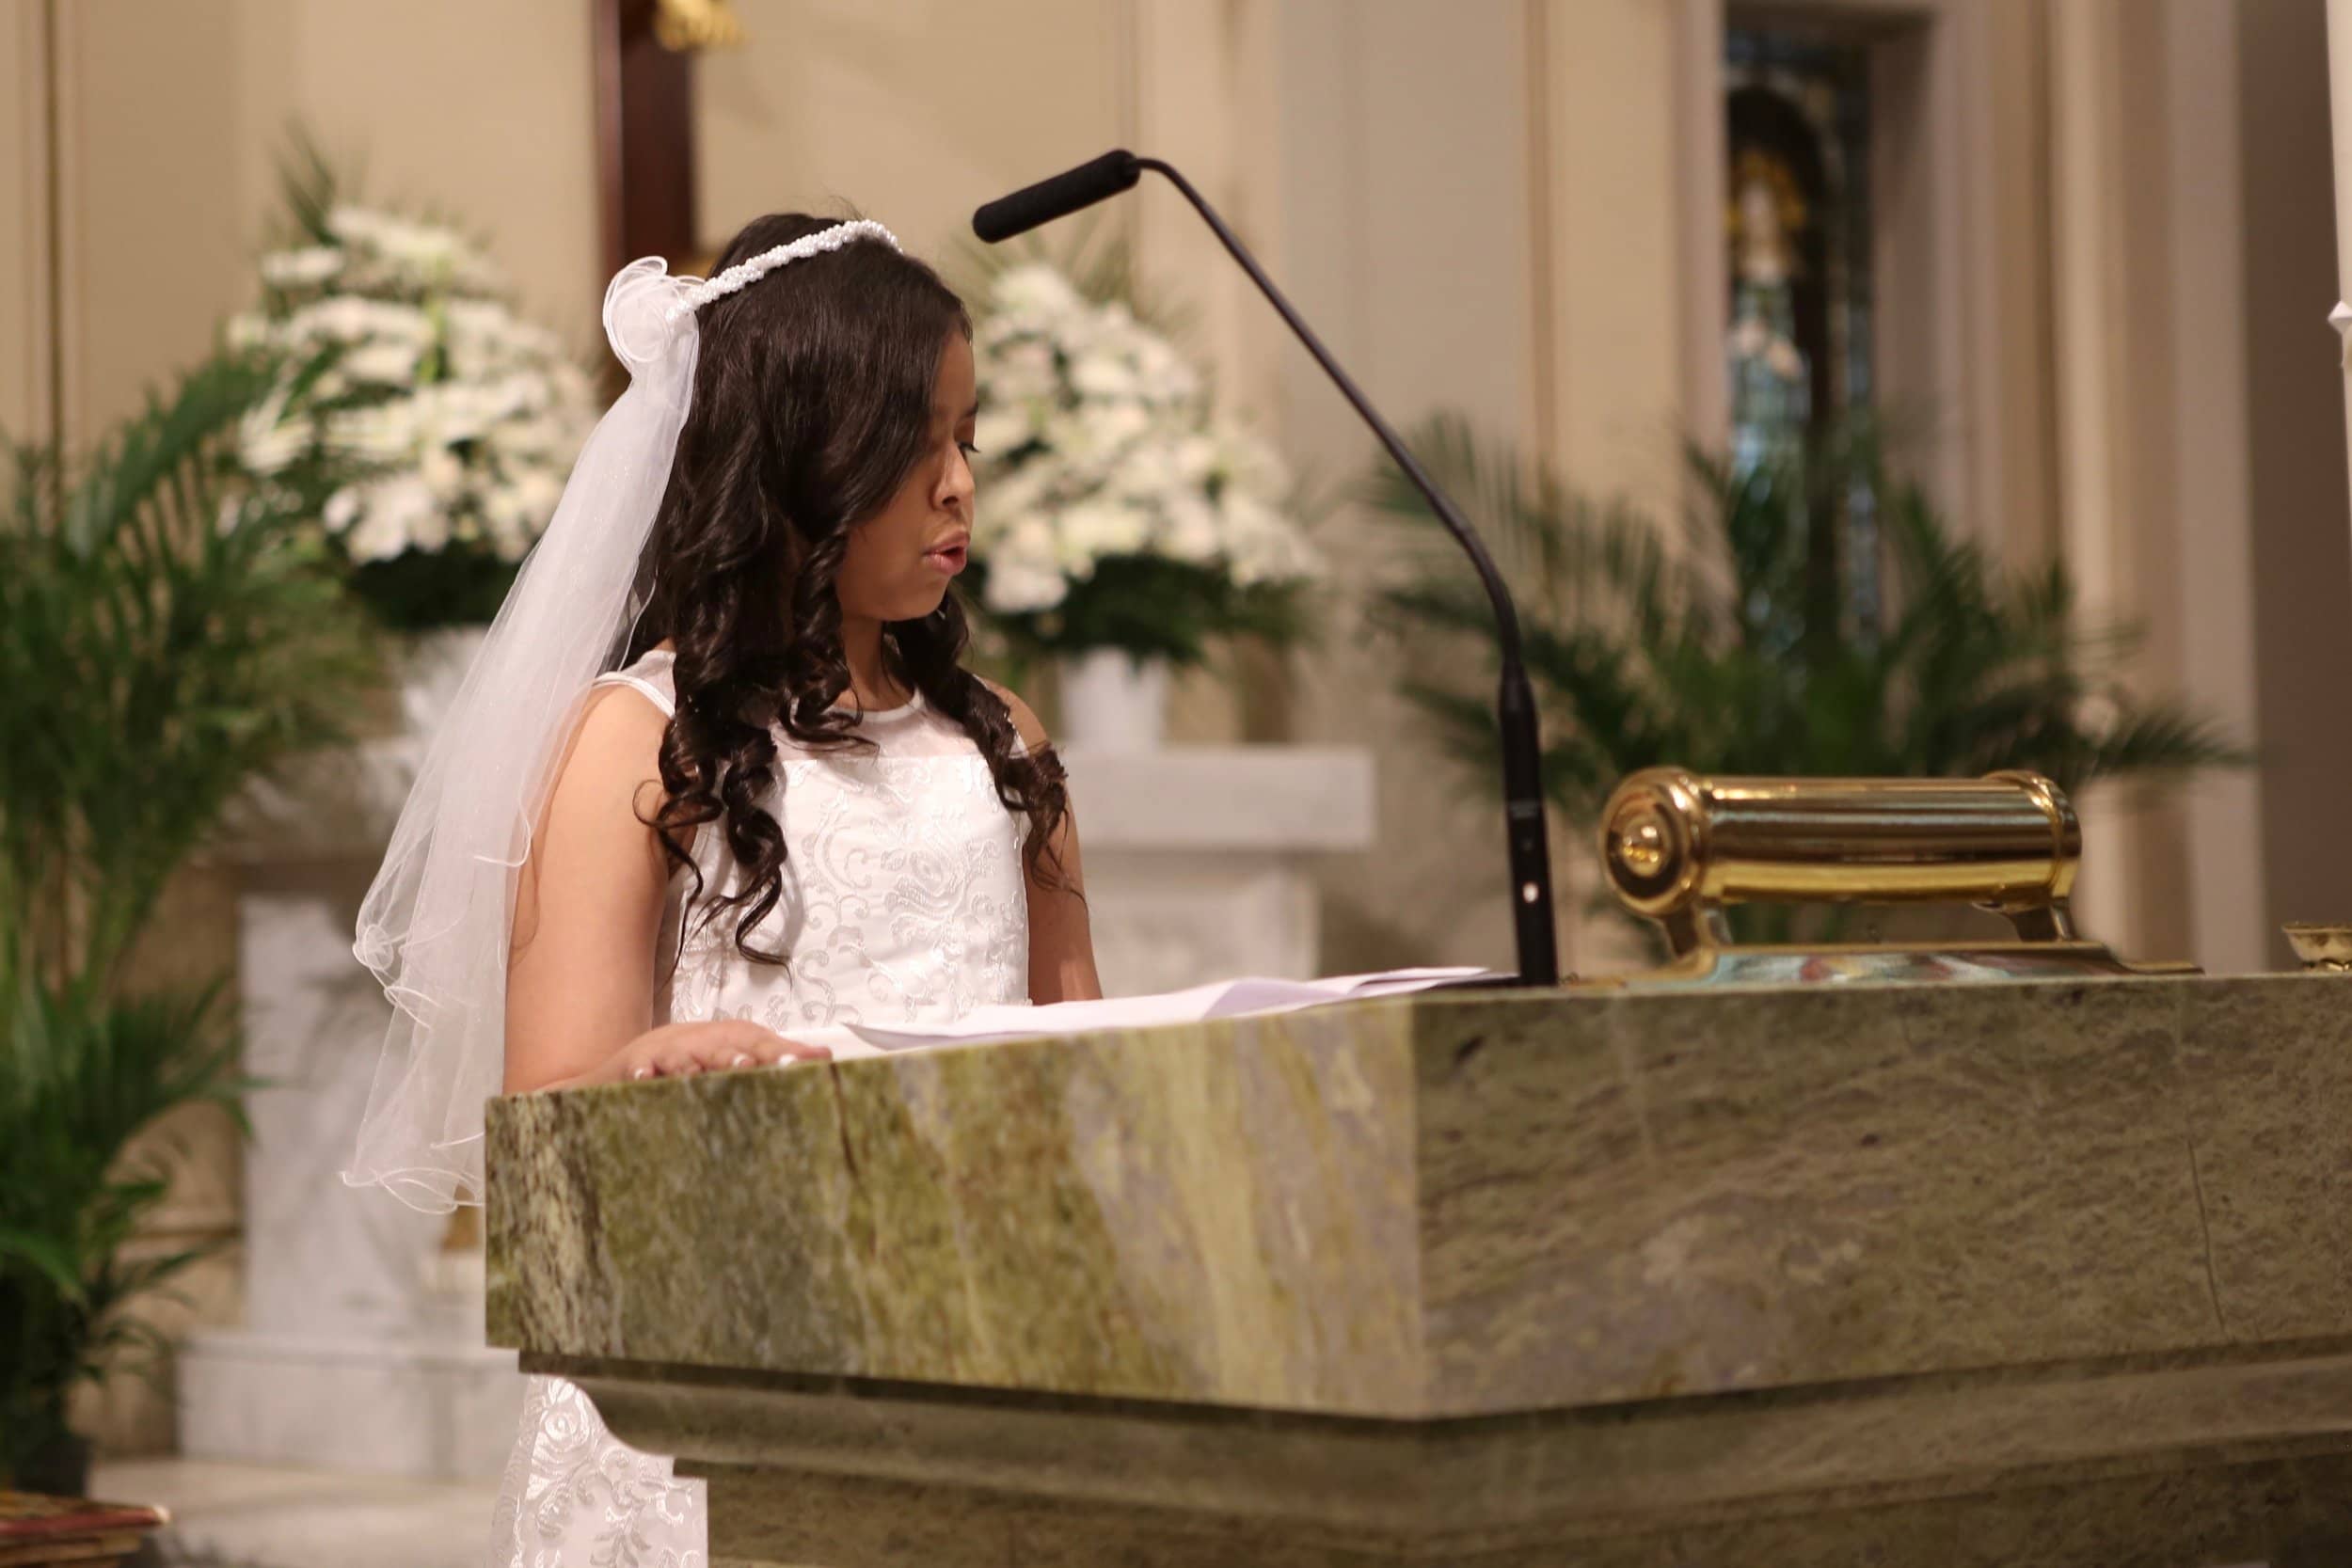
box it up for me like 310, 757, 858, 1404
587, 1019, 833, 1085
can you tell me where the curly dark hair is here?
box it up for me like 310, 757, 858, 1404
622, 212, 1069, 964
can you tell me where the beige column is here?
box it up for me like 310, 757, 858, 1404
2244, 0, 2352, 959
2048, 0, 2270, 971
2328, 0, 2352, 528
1265, 0, 1549, 973
2159, 0, 2267, 974
1670, 0, 1726, 451
2047, 0, 2150, 957
1518, 0, 1687, 971
1122, 0, 1287, 429
1968, 0, 2062, 569
1533, 0, 1684, 505
1117, 0, 1289, 745
0, 0, 56, 446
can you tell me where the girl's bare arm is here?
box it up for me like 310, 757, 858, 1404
991, 682, 1103, 1006
503, 687, 816, 1092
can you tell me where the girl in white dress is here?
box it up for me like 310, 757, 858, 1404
342, 214, 1099, 1567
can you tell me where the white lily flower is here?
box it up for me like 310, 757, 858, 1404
982, 553, 1071, 614
966, 260, 1319, 628
261, 246, 344, 289
344, 340, 424, 384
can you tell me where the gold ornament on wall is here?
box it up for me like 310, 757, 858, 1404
654, 0, 745, 54
1725, 147, 1808, 282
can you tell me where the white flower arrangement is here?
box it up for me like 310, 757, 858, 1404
969, 263, 1318, 661
230, 198, 596, 625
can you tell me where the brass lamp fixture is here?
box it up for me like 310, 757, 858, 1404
1591, 768, 2196, 986
653, 0, 745, 53
2283, 924, 2352, 972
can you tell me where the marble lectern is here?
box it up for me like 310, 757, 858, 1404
487, 975, 2352, 1567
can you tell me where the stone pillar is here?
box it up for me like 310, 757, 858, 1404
177, 741, 525, 1481
2328, 0, 2352, 553
1059, 745, 1374, 995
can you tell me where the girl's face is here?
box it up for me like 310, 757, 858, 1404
835, 332, 978, 626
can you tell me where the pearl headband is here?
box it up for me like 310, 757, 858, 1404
662, 219, 903, 323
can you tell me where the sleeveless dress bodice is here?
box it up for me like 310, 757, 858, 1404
488, 647, 1030, 1567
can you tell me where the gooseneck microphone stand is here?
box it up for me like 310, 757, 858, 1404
975, 150, 1559, 988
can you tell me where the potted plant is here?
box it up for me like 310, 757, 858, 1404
0, 351, 373, 1494
963, 260, 1319, 748
1369, 416, 2243, 944
229, 143, 596, 738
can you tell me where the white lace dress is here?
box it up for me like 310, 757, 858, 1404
487, 647, 1031, 1567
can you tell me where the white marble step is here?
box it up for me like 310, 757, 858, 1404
177, 1329, 524, 1482
93, 1457, 496, 1568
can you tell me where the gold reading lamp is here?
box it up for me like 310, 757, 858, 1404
1583, 768, 2200, 987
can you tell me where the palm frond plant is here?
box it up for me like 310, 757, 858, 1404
1368, 415, 2244, 943
0, 349, 375, 1491
0, 975, 247, 1495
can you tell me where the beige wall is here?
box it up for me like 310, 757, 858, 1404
29, 0, 599, 445
1, 1, 50, 445
223, 0, 602, 345
697, 0, 1121, 269
1542, 0, 1686, 504
1264, 0, 1584, 972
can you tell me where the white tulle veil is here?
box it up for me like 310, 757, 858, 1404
344, 222, 901, 1213
342, 257, 696, 1212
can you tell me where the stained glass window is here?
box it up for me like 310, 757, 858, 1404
1724, 25, 1879, 635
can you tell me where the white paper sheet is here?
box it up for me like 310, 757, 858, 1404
815, 966, 1508, 1055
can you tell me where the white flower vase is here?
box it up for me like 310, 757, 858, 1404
1057, 649, 1170, 752
397, 624, 492, 745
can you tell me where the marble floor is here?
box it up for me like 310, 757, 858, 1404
91, 1458, 496, 1568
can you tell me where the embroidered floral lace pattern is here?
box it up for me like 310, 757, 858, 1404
487, 649, 1029, 1567
660, 750, 1028, 1034
490, 1377, 706, 1568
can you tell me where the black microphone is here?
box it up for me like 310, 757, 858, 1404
972, 154, 1562, 989
973, 150, 1142, 244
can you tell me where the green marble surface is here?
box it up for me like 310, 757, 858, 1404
486, 974, 2352, 1420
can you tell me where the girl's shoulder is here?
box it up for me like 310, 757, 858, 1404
592, 646, 678, 719
585, 652, 1041, 763
980, 678, 1050, 755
